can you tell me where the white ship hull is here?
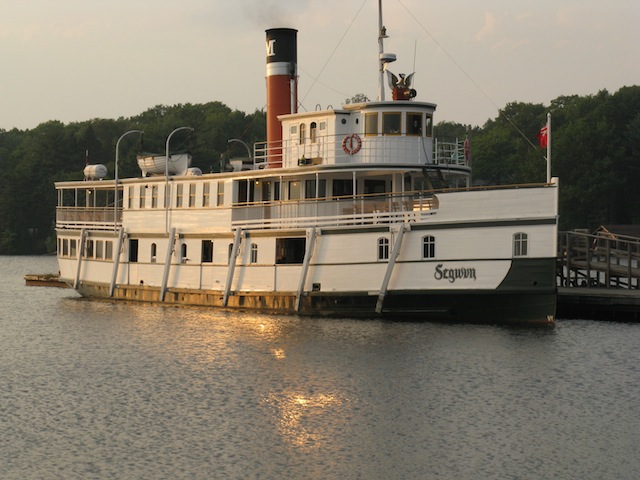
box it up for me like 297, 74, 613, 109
55, 171, 558, 325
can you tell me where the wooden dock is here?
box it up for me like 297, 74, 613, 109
557, 287, 640, 320
557, 229, 640, 320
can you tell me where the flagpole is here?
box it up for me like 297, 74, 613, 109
546, 112, 551, 183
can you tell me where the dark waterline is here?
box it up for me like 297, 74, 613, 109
1, 256, 639, 479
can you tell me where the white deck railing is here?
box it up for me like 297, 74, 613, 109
230, 192, 438, 230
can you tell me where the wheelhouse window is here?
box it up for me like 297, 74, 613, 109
105, 241, 113, 260
407, 113, 422, 136
139, 187, 146, 209
422, 235, 435, 259
378, 238, 390, 260
513, 232, 528, 257
425, 114, 433, 137
382, 112, 401, 135
365, 113, 378, 136
201, 240, 213, 263
96, 240, 104, 259
127, 187, 134, 209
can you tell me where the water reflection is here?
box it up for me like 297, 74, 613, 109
262, 390, 348, 451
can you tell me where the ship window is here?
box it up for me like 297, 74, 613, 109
127, 187, 134, 209
422, 235, 435, 259
319, 121, 326, 131
181, 243, 188, 263
332, 179, 353, 197
261, 181, 272, 202
513, 232, 528, 257
290, 125, 297, 136
237, 180, 254, 203
288, 181, 301, 200
425, 114, 433, 137
217, 182, 225, 206
189, 183, 196, 207
299, 123, 306, 145
70, 239, 77, 257
201, 240, 213, 263
62, 239, 69, 256
364, 180, 386, 195
96, 240, 104, 260
105, 241, 113, 260
276, 238, 306, 264
378, 237, 390, 261
151, 243, 157, 262
176, 184, 184, 208
139, 186, 146, 209
129, 239, 139, 263
365, 113, 378, 136
310, 122, 317, 143
305, 179, 326, 199
407, 113, 422, 136
85, 239, 94, 258
382, 112, 401, 135
250, 243, 258, 263
151, 185, 158, 208
203, 182, 210, 207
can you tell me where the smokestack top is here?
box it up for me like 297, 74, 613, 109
266, 28, 297, 67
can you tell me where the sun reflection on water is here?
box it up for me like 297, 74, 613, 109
262, 390, 348, 451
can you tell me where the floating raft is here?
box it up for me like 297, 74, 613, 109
24, 274, 69, 288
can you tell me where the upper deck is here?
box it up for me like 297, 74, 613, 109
255, 101, 448, 169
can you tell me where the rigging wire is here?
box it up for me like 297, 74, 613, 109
396, 0, 540, 151
298, 0, 369, 109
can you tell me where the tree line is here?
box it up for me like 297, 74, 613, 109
0, 86, 639, 254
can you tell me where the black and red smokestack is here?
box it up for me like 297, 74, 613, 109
265, 28, 298, 168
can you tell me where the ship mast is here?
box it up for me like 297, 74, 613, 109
377, 0, 396, 101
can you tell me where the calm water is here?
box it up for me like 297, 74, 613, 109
1, 256, 639, 479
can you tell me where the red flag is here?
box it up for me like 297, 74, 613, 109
537, 126, 548, 148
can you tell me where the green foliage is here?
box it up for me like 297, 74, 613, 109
468, 88, 640, 230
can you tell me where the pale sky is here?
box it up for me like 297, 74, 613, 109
1, 0, 638, 130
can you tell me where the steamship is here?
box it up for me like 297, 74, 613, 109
54, 10, 558, 325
